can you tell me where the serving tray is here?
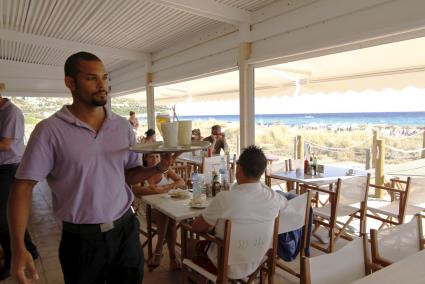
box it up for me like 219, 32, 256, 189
130, 141, 210, 154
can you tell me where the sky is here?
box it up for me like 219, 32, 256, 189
172, 87, 425, 116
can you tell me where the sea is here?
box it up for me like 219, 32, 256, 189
177, 112, 425, 127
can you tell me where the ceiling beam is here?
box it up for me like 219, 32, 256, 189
146, 0, 252, 24
0, 59, 63, 78
0, 29, 149, 61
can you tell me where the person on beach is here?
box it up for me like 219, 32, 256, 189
7, 51, 173, 284
140, 128, 156, 144
203, 125, 229, 155
128, 111, 139, 131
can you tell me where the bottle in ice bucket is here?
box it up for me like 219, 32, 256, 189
312, 156, 318, 175
192, 171, 201, 198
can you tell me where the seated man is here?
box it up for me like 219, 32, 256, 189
189, 145, 287, 279
203, 125, 229, 155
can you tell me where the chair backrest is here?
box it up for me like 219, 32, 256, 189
265, 162, 288, 187
407, 177, 425, 207
171, 164, 192, 189
372, 214, 424, 263
338, 174, 370, 206
279, 192, 310, 234
306, 237, 368, 284
228, 218, 277, 266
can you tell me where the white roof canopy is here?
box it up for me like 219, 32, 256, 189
1, 0, 425, 102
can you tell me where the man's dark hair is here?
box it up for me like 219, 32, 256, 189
237, 145, 267, 180
129, 111, 135, 116
64, 51, 101, 78
211, 125, 221, 131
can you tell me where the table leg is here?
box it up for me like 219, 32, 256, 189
180, 220, 187, 263
146, 204, 153, 260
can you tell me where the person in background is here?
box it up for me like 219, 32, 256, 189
191, 129, 202, 141
140, 128, 156, 144
132, 153, 185, 271
7, 52, 173, 284
0, 92, 38, 281
128, 111, 139, 131
203, 125, 229, 155
187, 145, 287, 278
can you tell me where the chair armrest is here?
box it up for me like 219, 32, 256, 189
367, 261, 384, 272
372, 255, 393, 267
369, 183, 404, 194
300, 184, 334, 195
180, 222, 225, 246
390, 178, 408, 185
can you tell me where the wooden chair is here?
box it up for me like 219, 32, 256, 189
367, 177, 411, 227
302, 236, 374, 284
303, 174, 370, 253
181, 216, 280, 284
171, 164, 192, 189
276, 191, 311, 278
265, 162, 291, 191
368, 177, 425, 228
370, 213, 425, 268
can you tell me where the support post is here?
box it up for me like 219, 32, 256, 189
365, 148, 371, 170
146, 72, 155, 130
239, 42, 254, 149
422, 131, 425, 159
297, 135, 304, 160
375, 139, 385, 199
372, 129, 379, 168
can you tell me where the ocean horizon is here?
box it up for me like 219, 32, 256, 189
174, 111, 425, 127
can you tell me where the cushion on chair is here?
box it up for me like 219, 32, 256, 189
314, 204, 359, 219
309, 237, 366, 284
368, 201, 400, 218
376, 216, 422, 262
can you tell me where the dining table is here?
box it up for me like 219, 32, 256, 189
141, 192, 212, 260
269, 165, 367, 186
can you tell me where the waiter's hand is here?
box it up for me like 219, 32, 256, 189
11, 248, 39, 284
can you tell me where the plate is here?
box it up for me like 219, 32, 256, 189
130, 141, 209, 154
168, 189, 190, 198
189, 202, 209, 209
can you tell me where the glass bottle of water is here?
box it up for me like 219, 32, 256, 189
219, 157, 227, 181
192, 171, 201, 198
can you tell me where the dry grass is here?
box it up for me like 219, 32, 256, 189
190, 120, 424, 168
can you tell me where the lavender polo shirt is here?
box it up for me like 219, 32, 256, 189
16, 106, 141, 224
0, 99, 25, 165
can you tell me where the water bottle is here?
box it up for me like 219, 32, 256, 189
192, 171, 201, 198
219, 156, 228, 184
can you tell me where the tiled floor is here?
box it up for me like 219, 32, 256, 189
2, 181, 361, 284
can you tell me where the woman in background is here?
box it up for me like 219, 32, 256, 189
140, 128, 156, 144
132, 153, 185, 271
